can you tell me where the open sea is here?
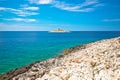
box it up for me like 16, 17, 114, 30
0, 31, 120, 74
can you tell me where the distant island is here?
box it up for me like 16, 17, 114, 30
49, 28, 70, 33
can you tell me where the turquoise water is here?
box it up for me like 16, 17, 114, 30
0, 31, 120, 74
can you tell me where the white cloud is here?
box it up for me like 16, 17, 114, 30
12, 9, 39, 16
23, 6, 39, 10
52, 1, 93, 12
38, 0, 52, 4
5, 18, 37, 22
29, 0, 52, 4
79, 0, 98, 8
0, 6, 39, 16
29, 0, 104, 12
0, 7, 8, 10
51, 0, 103, 12
102, 19, 120, 22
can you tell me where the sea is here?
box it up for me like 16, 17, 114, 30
0, 31, 120, 74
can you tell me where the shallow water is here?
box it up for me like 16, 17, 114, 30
0, 31, 120, 74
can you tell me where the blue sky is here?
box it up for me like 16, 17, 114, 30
0, 0, 120, 31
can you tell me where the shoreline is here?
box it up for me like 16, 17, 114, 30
0, 37, 120, 80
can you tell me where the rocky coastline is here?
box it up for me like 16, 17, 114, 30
0, 37, 120, 80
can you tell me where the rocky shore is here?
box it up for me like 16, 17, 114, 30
0, 37, 120, 80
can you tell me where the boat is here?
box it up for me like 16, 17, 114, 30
49, 28, 70, 33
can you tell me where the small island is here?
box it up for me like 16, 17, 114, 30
49, 28, 70, 33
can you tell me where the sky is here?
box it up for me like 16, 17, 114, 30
0, 0, 120, 31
